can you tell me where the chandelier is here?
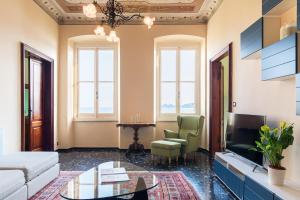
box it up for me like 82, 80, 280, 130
83, 0, 155, 42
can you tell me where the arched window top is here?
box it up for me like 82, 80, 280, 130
154, 35, 204, 46
68, 35, 120, 47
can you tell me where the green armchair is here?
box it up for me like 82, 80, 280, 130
164, 115, 205, 161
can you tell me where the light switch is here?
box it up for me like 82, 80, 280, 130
232, 102, 237, 107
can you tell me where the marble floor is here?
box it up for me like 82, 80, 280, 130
58, 149, 236, 200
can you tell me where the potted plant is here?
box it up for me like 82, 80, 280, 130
252, 121, 294, 186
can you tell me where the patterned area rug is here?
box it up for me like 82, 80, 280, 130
30, 171, 200, 200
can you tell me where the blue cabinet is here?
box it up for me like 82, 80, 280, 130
240, 18, 263, 59
244, 176, 274, 200
240, 16, 283, 60
263, 0, 300, 30
262, 0, 283, 15
213, 160, 244, 199
274, 195, 284, 200
296, 74, 300, 115
261, 33, 298, 80
214, 159, 226, 180
213, 159, 287, 200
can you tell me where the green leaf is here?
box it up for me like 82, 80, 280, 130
255, 122, 294, 168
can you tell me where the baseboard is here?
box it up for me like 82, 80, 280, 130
57, 147, 152, 152
197, 147, 209, 153
57, 147, 206, 154
57, 147, 121, 152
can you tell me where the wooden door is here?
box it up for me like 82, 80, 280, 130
29, 59, 44, 151
210, 61, 222, 155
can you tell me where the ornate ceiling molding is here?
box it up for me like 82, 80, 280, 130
64, 0, 196, 4
34, 0, 223, 25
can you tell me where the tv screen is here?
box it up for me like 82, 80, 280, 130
225, 112, 266, 166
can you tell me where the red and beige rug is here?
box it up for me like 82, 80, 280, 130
30, 171, 200, 200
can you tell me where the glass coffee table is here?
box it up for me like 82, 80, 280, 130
60, 161, 159, 200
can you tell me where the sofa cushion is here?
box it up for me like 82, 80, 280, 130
164, 138, 188, 145
151, 140, 181, 150
0, 170, 25, 199
0, 152, 58, 181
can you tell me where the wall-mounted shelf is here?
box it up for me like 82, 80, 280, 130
263, 0, 300, 31
263, 0, 296, 16
262, 33, 299, 80
240, 17, 280, 59
240, 18, 263, 59
241, 0, 298, 59
240, 1, 300, 115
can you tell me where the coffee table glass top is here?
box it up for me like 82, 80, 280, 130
60, 161, 159, 199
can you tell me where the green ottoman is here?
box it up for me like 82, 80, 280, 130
151, 140, 181, 166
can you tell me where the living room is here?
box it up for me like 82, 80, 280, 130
1, 0, 300, 200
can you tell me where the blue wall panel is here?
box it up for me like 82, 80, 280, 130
261, 33, 297, 80
240, 18, 263, 59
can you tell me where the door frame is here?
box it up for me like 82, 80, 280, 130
209, 43, 233, 155
20, 43, 54, 151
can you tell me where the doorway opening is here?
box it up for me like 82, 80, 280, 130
21, 43, 54, 151
209, 43, 232, 155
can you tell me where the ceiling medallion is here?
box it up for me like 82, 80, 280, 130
83, 0, 155, 42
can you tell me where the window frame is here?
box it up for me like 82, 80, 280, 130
74, 43, 119, 121
156, 44, 201, 121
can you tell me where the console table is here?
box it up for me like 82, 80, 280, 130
214, 152, 300, 200
117, 123, 156, 154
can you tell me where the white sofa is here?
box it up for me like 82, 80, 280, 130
0, 152, 59, 199
0, 170, 27, 200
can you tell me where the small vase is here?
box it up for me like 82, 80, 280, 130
280, 23, 297, 40
268, 166, 286, 186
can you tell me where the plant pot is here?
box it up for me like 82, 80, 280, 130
268, 166, 286, 186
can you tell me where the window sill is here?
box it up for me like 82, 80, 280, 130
156, 119, 177, 122
73, 118, 118, 122
156, 113, 201, 122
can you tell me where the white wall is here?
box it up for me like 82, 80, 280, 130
58, 25, 207, 150
0, 0, 59, 153
207, 0, 300, 184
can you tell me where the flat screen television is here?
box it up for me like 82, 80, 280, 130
225, 112, 266, 166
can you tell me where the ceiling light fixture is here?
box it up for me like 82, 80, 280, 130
106, 30, 120, 42
83, 0, 155, 42
94, 25, 105, 36
143, 16, 156, 29
83, 3, 97, 18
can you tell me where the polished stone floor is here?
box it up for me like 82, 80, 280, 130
58, 149, 236, 200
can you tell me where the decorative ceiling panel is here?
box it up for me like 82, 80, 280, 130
34, 0, 223, 25
65, 0, 196, 4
